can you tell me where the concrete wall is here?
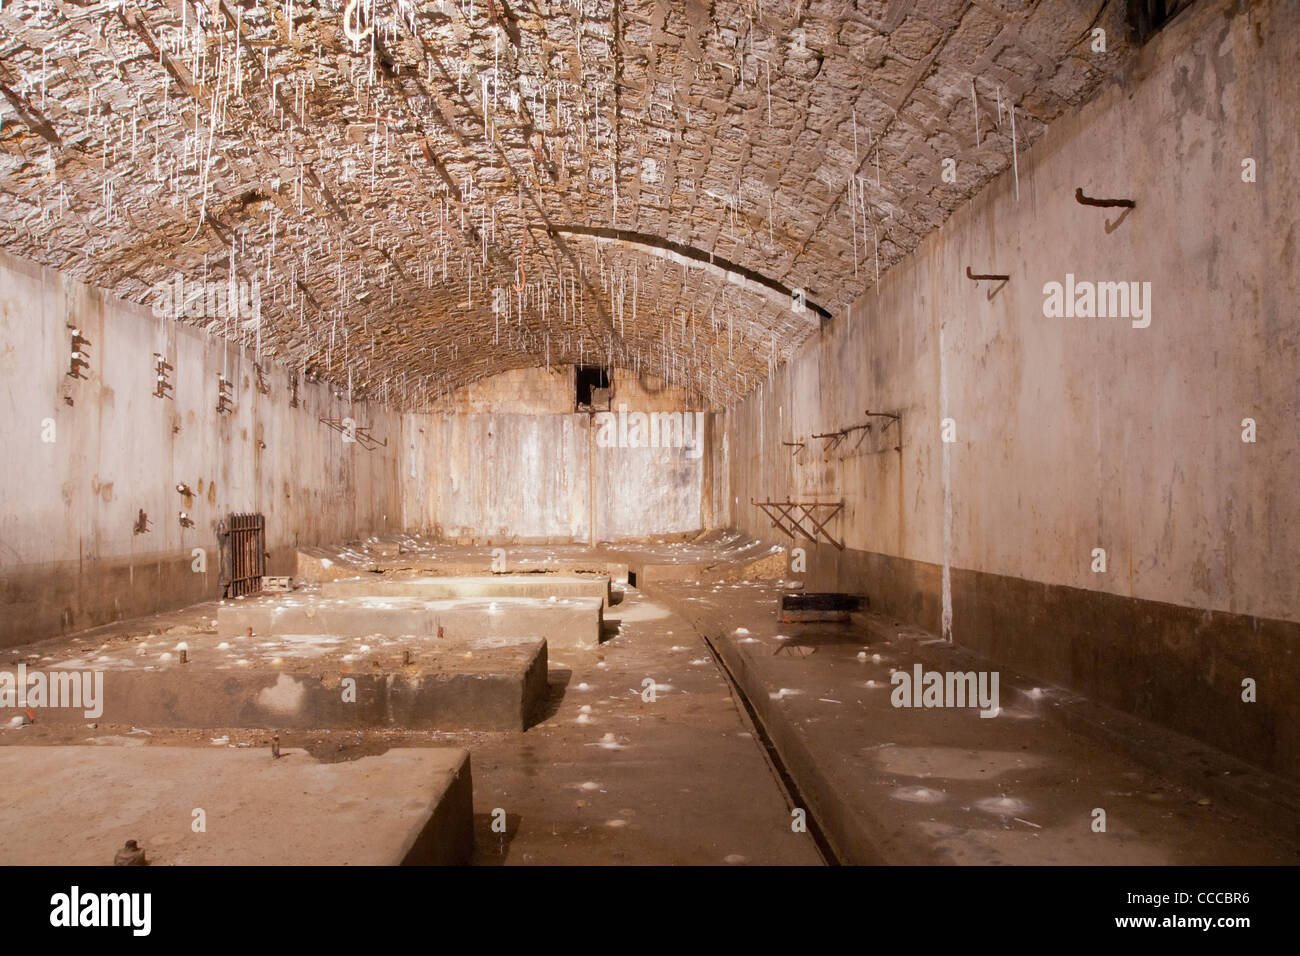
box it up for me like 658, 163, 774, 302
0, 250, 401, 647
720, 0, 1299, 777
402, 367, 712, 541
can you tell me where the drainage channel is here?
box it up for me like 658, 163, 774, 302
654, 589, 842, 867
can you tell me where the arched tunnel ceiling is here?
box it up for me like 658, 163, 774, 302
0, 0, 1135, 408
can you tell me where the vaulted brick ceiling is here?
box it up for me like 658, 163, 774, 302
0, 0, 1134, 408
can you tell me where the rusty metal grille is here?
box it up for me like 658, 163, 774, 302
220, 513, 265, 598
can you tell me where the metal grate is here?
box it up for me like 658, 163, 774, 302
220, 513, 265, 598
778, 592, 864, 623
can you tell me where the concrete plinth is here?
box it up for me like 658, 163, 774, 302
322, 573, 612, 610
0, 746, 474, 865
217, 594, 603, 648
18, 631, 548, 732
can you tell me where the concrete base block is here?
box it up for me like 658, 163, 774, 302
322, 573, 612, 610
17, 634, 548, 732
0, 746, 474, 865
217, 594, 603, 648
296, 548, 355, 583
627, 548, 787, 588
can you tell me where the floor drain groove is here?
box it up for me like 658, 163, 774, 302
659, 591, 841, 867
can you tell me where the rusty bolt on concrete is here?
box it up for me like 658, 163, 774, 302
271, 735, 280, 759
113, 840, 147, 866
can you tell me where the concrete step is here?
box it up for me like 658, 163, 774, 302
321, 573, 612, 610
218, 594, 603, 649
614, 545, 787, 589
22, 630, 548, 732
0, 746, 474, 865
651, 578, 1300, 865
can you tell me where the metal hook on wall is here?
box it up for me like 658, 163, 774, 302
966, 266, 1010, 282
1075, 187, 1135, 208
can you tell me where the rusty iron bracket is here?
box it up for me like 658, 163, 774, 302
1075, 187, 1135, 208
782, 440, 806, 455
813, 422, 874, 454
864, 410, 902, 451
751, 499, 846, 551
864, 410, 900, 425
811, 430, 849, 452
153, 353, 174, 399
966, 266, 1010, 282
217, 374, 234, 414
319, 417, 388, 451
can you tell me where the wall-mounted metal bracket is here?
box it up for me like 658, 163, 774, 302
751, 498, 846, 551
319, 417, 388, 451
1075, 187, 1135, 208
67, 325, 90, 379
782, 441, 806, 455
966, 266, 1010, 282
864, 410, 902, 451
153, 353, 173, 399
813, 422, 873, 453
864, 410, 900, 427
216, 374, 234, 414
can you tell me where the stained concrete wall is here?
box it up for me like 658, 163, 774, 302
0, 250, 401, 647
720, 0, 1299, 777
403, 366, 712, 541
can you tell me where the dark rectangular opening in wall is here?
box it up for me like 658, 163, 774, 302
575, 365, 611, 411
1128, 0, 1193, 43
220, 513, 265, 598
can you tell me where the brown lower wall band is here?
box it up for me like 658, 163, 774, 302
0, 545, 298, 649
794, 541, 1299, 781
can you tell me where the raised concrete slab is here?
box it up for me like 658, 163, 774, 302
218, 593, 603, 649
322, 573, 612, 611
18, 629, 548, 732
296, 540, 616, 584
652, 578, 1300, 865
604, 531, 787, 588
0, 746, 473, 865
296, 547, 358, 583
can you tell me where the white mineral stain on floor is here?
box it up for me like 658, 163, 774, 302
974, 796, 1030, 817
612, 601, 671, 622
876, 747, 1046, 780
892, 786, 947, 804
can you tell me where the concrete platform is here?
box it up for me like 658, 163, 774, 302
0, 746, 473, 865
19, 628, 548, 732
296, 539, 617, 583
322, 573, 612, 610
218, 593, 603, 649
605, 531, 787, 587
651, 577, 1300, 865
